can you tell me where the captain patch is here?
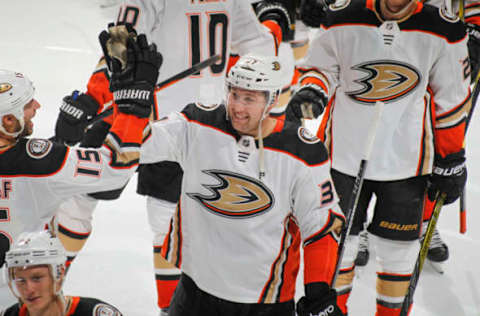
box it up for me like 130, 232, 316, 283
298, 127, 320, 144
26, 139, 53, 159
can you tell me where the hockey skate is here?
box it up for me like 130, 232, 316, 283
159, 308, 169, 316
422, 223, 449, 274
354, 230, 370, 267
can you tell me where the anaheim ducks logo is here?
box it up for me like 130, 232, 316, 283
0, 83, 12, 94
347, 60, 421, 104
187, 170, 274, 218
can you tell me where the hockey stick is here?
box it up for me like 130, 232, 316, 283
87, 54, 221, 125
331, 101, 384, 286
399, 192, 447, 316
458, 68, 480, 233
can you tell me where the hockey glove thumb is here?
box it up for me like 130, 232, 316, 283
428, 150, 467, 205
286, 85, 327, 124
297, 282, 344, 316
54, 91, 100, 146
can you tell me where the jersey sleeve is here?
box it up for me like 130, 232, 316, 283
429, 29, 470, 157
230, 0, 278, 56
117, 0, 164, 35
291, 154, 345, 286
48, 112, 148, 197
296, 30, 339, 99
140, 112, 188, 165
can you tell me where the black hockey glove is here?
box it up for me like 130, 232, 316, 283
54, 91, 100, 146
466, 22, 480, 83
428, 150, 467, 205
286, 84, 327, 124
254, 0, 296, 42
299, 0, 333, 28
99, 24, 163, 118
297, 282, 344, 316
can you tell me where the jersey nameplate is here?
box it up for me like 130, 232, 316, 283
26, 139, 53, 159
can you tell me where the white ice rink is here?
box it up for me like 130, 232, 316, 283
1, 1, 480, 315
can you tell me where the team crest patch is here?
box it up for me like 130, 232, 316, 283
329, 0, 350, 11
93, 304, 120, 316
26, 139, 52, 159
195, 102, 221, 111
298, 127, 321, 144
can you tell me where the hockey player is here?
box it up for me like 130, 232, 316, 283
53, 1, 295, 314
1, 231, 123, 316
0, 28, 162, 306
140, 54, 345, 316
287, 0, 469, 315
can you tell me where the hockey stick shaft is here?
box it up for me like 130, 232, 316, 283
331, 101, 384, 286
87, 54, 221, 125
458, 58, 480, 233
399, 192, 446, 316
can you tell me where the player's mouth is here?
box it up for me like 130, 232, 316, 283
25, 296, 41, 304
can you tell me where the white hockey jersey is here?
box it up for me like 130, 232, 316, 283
140, 103, 344, 303
298, 0, 470, 180
0, 112, 145, 302
117, 0, 278, 117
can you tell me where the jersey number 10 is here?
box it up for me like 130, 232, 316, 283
188, 12, 228, 75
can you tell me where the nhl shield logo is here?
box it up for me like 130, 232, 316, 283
26, 139, 53, 159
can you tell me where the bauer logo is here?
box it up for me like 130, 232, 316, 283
347, 60, 421, 104
379, 221, 418, 231
187, 169, 274, 218
0, 83, 12, 94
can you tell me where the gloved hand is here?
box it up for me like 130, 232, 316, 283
285, 84, 327, 124
466, 22, 480, 83
54, 91, 100, 146
297, 282, 344, 316
99, 24, 163, 118
299, 0, 333, 28
254, 0, 296, 42
428, 150, 467, 205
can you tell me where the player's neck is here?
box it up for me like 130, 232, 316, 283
255, 117, 278, 139
380, 0, 416, 20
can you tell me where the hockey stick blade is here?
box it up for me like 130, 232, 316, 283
399, 192, 447, 316
331, 101, 384, 286
87, 54, 221, 125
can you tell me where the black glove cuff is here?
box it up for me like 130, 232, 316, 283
305, 282, 332, 299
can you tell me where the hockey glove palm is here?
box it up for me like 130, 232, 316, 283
54, 91, 100, 146
299, 0, 333, 28
297, 282, 344, 316
286, 85, 327, 124
466, 23, 480, 83
428, 151, 467, 205
99, 24, 163, 118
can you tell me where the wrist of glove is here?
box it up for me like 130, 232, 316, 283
54, 91, 100, 146
299, 0, 332, 28
297, 282, 344, 316
254, 1, 294, 42
428, 150, 467, 205
286, 84, 327, 124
